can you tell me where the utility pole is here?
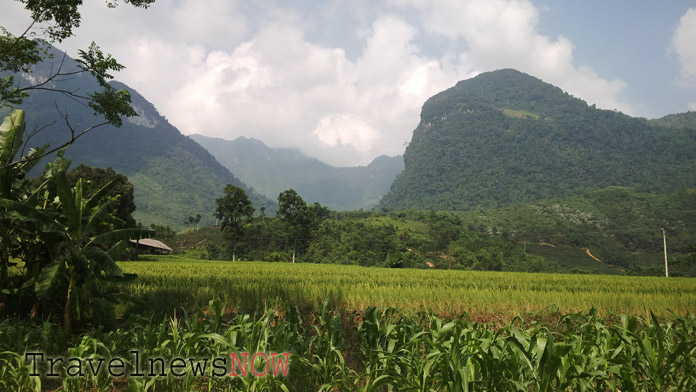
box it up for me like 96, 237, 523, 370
662, 228, 669, 278
448, 237, 452, 270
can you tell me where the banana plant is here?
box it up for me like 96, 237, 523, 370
0, 109, 51, 300
37, 153, 153, 332
0, 109, 153, 332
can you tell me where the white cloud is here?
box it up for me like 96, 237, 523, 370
118, 14, 453, 166
313, 114, 377, 151
672, 8, 696, 79
1, 0, 645, 165
393, 0, 635, 114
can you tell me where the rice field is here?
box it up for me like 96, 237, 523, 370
116, 255, 696, 320
3, 255, 696, 390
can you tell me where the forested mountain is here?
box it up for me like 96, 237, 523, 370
7, 47, 274, 228
190, 134, 404, 211
380, 69, 696, 210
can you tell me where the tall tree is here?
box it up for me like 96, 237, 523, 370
277, 189, 315, 263
194, 213, 201, 232
215, 185, 254, 261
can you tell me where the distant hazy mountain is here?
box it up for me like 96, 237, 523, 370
8, 46, 274, 229
380, 69, 696, 211
189, 134, 404, 211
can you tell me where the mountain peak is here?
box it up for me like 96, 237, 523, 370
421, 68, 584, 126
380, 70, 696, 211
455, 68, 538, 87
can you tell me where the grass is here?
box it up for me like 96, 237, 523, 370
501, 108, 542, 119
116, 256, 696, 321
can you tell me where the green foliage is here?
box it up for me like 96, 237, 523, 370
461, 186, 696, 274
381, 69, 696, 211
4, 293, 695, 390
16, 0, 154, 43
0, 110, 152, 332
215, 184, 254, 259
147, 223, 176, 241
67, 164, 137, 228
0, 2, 154, 138
648, 111, 696, 129
277, 189, 316, 260
191, 184, 695, 275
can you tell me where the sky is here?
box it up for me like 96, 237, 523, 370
2, 0, 695, 166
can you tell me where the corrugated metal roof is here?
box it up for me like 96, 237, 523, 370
129, 238, 173, 252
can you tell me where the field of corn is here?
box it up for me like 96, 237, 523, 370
1, 256, 695, 391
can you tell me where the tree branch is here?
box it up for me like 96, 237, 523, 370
1, 109, 110, 170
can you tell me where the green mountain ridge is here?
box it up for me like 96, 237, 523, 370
190, 134, 404, 211
380, 69, 696, 211
8, 46, 274, 229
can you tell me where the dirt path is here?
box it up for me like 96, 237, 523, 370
585, 248, 602, 263
585, 248, 626, 272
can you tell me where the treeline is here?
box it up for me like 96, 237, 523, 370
208, 185, 554, 272
191, 184, 696, 276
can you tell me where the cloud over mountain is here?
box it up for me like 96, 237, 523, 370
2, 0, 690, 166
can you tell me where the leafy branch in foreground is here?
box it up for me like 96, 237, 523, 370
0, 1, 155, 169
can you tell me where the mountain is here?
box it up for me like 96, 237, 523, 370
189, 134, 404, 211
380, 69, 696, 211
7, 47, 274, 229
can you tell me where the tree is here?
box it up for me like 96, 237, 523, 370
215, 185, 254, 261
0, 0, 155, 169
194, 213, 201, 232
148, 223, 175, 242
277, 189, 315, 263
67, 164, 136, 228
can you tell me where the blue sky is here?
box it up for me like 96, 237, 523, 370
535, 1, 693, 118
2, 0, 695, 166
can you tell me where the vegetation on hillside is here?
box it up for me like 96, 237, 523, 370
203, 186, 551, 272
381, 69, 696, 211
648, 111, 696, 129
458, 186, 696, 275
